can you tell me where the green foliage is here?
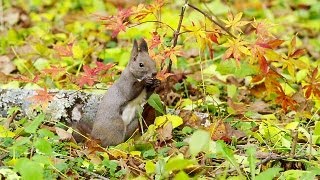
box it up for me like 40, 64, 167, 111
147, 93, 165, 115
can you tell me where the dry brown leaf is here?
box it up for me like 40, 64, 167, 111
157, 122, 173, 142
0, 56, 15, 75
55, 127, 73, 141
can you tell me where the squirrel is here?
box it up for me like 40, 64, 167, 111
91, 39, 160, 147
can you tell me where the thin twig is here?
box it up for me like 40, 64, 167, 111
290, 130, 298, 157
4, 110, 19, 128
256, 155, 307, 167
187, 3, 236, 39
167, 0, 188, 73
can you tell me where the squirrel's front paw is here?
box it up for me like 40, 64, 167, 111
152, 79, 161, 88
145, 78, 161, 88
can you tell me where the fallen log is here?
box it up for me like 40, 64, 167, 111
0, 88, 103, 125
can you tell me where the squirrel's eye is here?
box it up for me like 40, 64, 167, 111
139, 63, 144, 67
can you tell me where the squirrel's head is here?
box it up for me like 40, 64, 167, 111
129, 39, 157, 81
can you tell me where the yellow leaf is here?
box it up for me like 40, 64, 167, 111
239, 46, 251, 55
72, 44, 83, 59
234, 12, 243, 22
0, 125, 15, 138
130, 151, 141, 157
155, 114, 183, 129
166, 114, 183, 128
155, 116, 166, 127
285, 122, 299, 130
170, 54, 178, 67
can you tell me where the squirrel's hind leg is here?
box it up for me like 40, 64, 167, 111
91, 119, 126, 147
125, 119, 139, 140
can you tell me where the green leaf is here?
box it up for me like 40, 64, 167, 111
189, 130, 210, 156
147, 93, 165, 115
216, 141, 242, 175
314, 121, 320, 135
256, 167, 283, 180
174, 171, 189, 180
145, 160, 156, 174
34, 138, 53, 155
165, 155, 195, 171
25, 114, 45, 133
15, 158, 44, 180
103, 159, 118, 177
227, 84, 238, 99
143, 149, 156, 159
246, 146, 257, 180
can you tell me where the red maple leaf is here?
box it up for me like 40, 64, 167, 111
100, 8, 132, 37
94, 62, 114, 73
149, 32, 161, 50
303, 68, 320, 99
28, 87, 54, 108
42, 65, 66, 77
77, 65, 98, 87
15, 75, 39, 83
275, 86, 297, 112
77, 62, 114, 87
53, 43, 73, 57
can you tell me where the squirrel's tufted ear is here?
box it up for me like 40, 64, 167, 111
131, 39, 138, 59
139, 39, 149, 53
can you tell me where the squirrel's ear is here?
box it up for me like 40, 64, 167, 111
131, 39, 138, 59
139, 39, 149, 53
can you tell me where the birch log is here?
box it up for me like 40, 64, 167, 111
0, 88, 103, 125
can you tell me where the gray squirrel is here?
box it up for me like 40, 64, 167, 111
91, 39, 160, 147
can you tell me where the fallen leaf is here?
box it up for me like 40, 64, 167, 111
0, 56, 16, 75
55, 127, 72, 141
157, 122, 173, 142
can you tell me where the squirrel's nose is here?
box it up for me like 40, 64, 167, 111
152, 72, 157, 77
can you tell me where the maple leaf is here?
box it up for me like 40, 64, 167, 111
100, 8, 132, 37
53, 43, 73, 57
133, 0, 164, 20
42, 65, 66, 78
156, 68, 173, 81
251, 20, 275, 39
149, 32, 161, 50
15, 75, 39, 83
77, 65, 98, 87
221, 12, 250, 33
256, 39, 285, 49
275, 85, 297, 112
94, 61, 114, 73
257, 53, 269, 74
303, 68, 320, 99
288, 36, 306, 59
184, 21, 207, 50
77, 62, 114, 87
223, 37, 251, 61
163, 46, 184, 67
28, 87, 54, 109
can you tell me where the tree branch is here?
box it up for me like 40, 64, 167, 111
167, 0, 188, 73
187, 3, 236, 39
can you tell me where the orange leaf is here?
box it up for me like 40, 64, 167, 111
28, 87, 54, 109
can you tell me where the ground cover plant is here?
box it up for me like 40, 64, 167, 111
0, 0, 320, 179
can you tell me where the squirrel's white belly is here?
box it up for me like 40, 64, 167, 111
122, 89, 147, 126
